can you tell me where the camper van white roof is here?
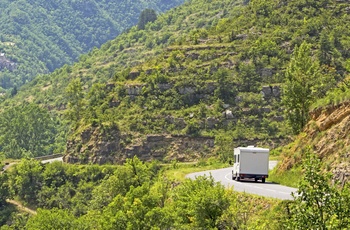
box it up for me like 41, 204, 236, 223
236, 146, 269, 153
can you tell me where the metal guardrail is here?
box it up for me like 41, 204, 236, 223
1, 154, 64, 173
34, 154, 63, 161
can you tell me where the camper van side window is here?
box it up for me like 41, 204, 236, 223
234, 155, 236, 163
237, 155, 239, 163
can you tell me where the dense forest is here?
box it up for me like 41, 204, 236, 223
0, 0, 184, 91
2, 0, 350, 228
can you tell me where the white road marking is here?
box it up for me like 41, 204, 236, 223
224, 172, 294, 196
188, 166, 297, 200
278, 191, 291, 194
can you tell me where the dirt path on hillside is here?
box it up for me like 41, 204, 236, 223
6, 199, 37, 215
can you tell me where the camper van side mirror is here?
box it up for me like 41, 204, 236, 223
229, 160, 232, 165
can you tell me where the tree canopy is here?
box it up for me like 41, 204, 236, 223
138, 9, 158, 30
0, 103, 57, 158
0, 0, 183, 90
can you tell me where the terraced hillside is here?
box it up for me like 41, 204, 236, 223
3, 0, 350, 163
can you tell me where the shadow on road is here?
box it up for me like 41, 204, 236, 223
234, 179, 279, 185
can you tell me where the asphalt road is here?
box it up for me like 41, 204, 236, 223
41, 157, 63, 164
186, 161, 298, 200
2, 162, 15, 172
1, 157, 64, 173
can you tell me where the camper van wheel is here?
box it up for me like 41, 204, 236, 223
262, 178, 266, 183
235, 174, 240, 181
254, 178, 258, 182
232, 172, 236, 180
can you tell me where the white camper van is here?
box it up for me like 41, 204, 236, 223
232, 146, 269, 183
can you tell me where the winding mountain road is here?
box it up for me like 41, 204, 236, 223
186, 161, 298, 200
2, 156, 64, 215
41, 157, 63, 164
1, 156, 63, 173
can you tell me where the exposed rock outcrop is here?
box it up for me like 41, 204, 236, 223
278, 101, 350, 185
64, 125, 215, 164
0, 53, 16, 71
261, 85, 281, 99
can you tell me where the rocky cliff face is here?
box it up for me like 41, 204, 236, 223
64, 82, 284, 165
64, 124, 215, 164
308, 102, 350, 186
0, 53, 16, 71
278, 101, 350, 185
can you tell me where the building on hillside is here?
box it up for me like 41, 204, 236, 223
0, 53, 5, 61
0, 53, 16, 71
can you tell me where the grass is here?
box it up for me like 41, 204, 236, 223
269, 155, 280, 161
2, 158, 21, 164
161, 158, 228, 181
268, 166, 302, 188
161, 155, 287, 185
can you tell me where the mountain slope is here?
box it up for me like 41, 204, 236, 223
3, 0, 350, 163
0, 0, 183, 90
274, 98, 350, 186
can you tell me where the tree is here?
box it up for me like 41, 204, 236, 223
89, 166, 135, 210
237, 62, 260, 93
0, 103, 56, 158
138, 9, 157, 30
65, 78, 85, 125
8, 159, 43, 205
285, 149, 350, 229
282, 41, 335, 134
171, 176, 229, 229
0, 173, 10, 206
318, 30, 334, 66
10, 86, 17, 97
214, 68, 237, 103
26, 208, 89, 230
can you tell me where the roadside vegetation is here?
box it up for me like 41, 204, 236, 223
1, 150, 350, 229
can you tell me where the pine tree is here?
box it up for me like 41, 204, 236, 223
65, 78, 85, 125
138, 9, 157, 30
282, 42, 321, 134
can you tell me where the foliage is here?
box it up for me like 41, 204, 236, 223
170, 175, 229, 229
282, 41, 335, 134
138, 9, 158, 30
0, 0, 183, 90
25, 208, 88, 230
0, 173, 10, 206
285, 149, 350, 229
8, 159, 43, 205
0, 158, 281, 229
65, 78, 85, 126
3, 0, 349, 160
2, 0, 350, 228
0, 0, 349, 178
0, 210, 31, 230
268, 166, 302, 188
311, 78, 350, 110
0, 103, 57, 158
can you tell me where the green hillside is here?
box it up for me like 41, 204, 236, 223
3, 0, 350, 161
2, 0, 350, 229
0, 0, 183, 91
